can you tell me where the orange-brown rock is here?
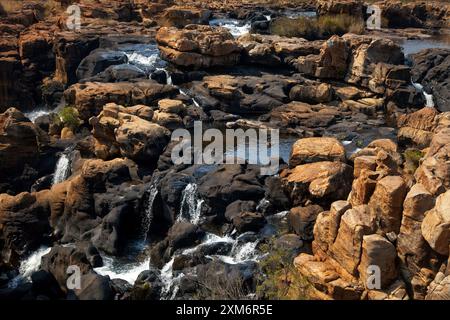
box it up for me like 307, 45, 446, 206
289, 137, 346, 167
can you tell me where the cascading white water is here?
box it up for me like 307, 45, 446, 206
412, 82, 435, 108
155, 67, 173, 85
52, 152, 71, 185
209, 18, 251, 37
8, 247, 51, 288
178, 183, 204, 225
94, 256, 151, 285
142, 184, 159, 239
24, 109, 51, 122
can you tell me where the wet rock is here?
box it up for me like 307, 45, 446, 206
167, 221, 205, 251
68, 272, 114, 300
129, 268, 162, 300
397, 107, 438, 148
76, 49, 128, 81
231, 211, 266, 233
409, 48, 450, 112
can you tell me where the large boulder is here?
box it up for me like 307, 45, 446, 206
317, 0, 365, 19
76, 49, 128, 81
289, 137, 346, 167
0, 108, 41, 179
409, 48, 450, 112
368, 175, 407, 235
281, 161, 353, 206
0, 191, 51, 264
421, 190, 450, 256
358, 234, 398, 290
64, 80, 178, 120
90, 103, 170, 163
156, 25, 241, 69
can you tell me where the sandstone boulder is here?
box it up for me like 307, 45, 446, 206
281, 161, 353, 206
289, 137, 346, 167
156, 25, 241, 69
421, 190, 450, 256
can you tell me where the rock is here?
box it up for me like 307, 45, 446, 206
358, 234, 398, 289
317, 0, 365, 19
64, 80, 178, 120
294, 253, 364, 300
266, 101, 340, 129
0, 191, 51, 262
368, 175, 407, 235
190, 74, 295, 115
54, 32, 99, 85
330, 205, 376, 276
197, 164, 266, 219
345, 36, 404, 90
281, 161, 353, 206
289, 137, 346, 167
76, 49, 128, 81
0, 108, 41, 179
231, 211, 266, 233
289, 83, 334, 104
426, 272, 450, 300
90, 103, 170, 163
157, 6, 211, 28
288, 205, 323, 240
158, 99, 186, 114
313, 200, 351, 254
157, 25, 241, 69
341, 98, 384, 116
69, 272, 114, 300
224, 200, 257, 222
167, 221, 205, 251
397, 107, 438, 148
421, 190, 450, 256
40, 245, 94, 293
130, 268, 162, 300
295, 35, 349, 79
398, 184, 435, 273
409, 48, 450, 112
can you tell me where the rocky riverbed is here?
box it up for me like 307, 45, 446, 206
0, 0, 449, 300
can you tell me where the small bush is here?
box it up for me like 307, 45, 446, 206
271, 14, 366, 40
404, 148, 424, 174
59, 106, 81, 131
256, 238, 311, 300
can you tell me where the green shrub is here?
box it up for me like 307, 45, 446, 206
59, 106, 81, 131
404, 149, 424, 174
256, 238, 311, 300
270, 14, 365, 40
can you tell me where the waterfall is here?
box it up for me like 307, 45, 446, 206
412, 82, 435, 108
8, 247, 51, 288
52, 151, 71, 185
94, 256, 150, 285
178, 183, 204, 225
209, 18, 251, 37
155, 68, 173, 85
141, 180, 160, 240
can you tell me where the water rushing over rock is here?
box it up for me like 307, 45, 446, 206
142, 182, 159, 240
209, 18, 251, 38
8, 247, 51, 288
412, 82, 435, 108
94, 256, 151, 285
52, 151, 71, 185
178, 183, 204, 225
